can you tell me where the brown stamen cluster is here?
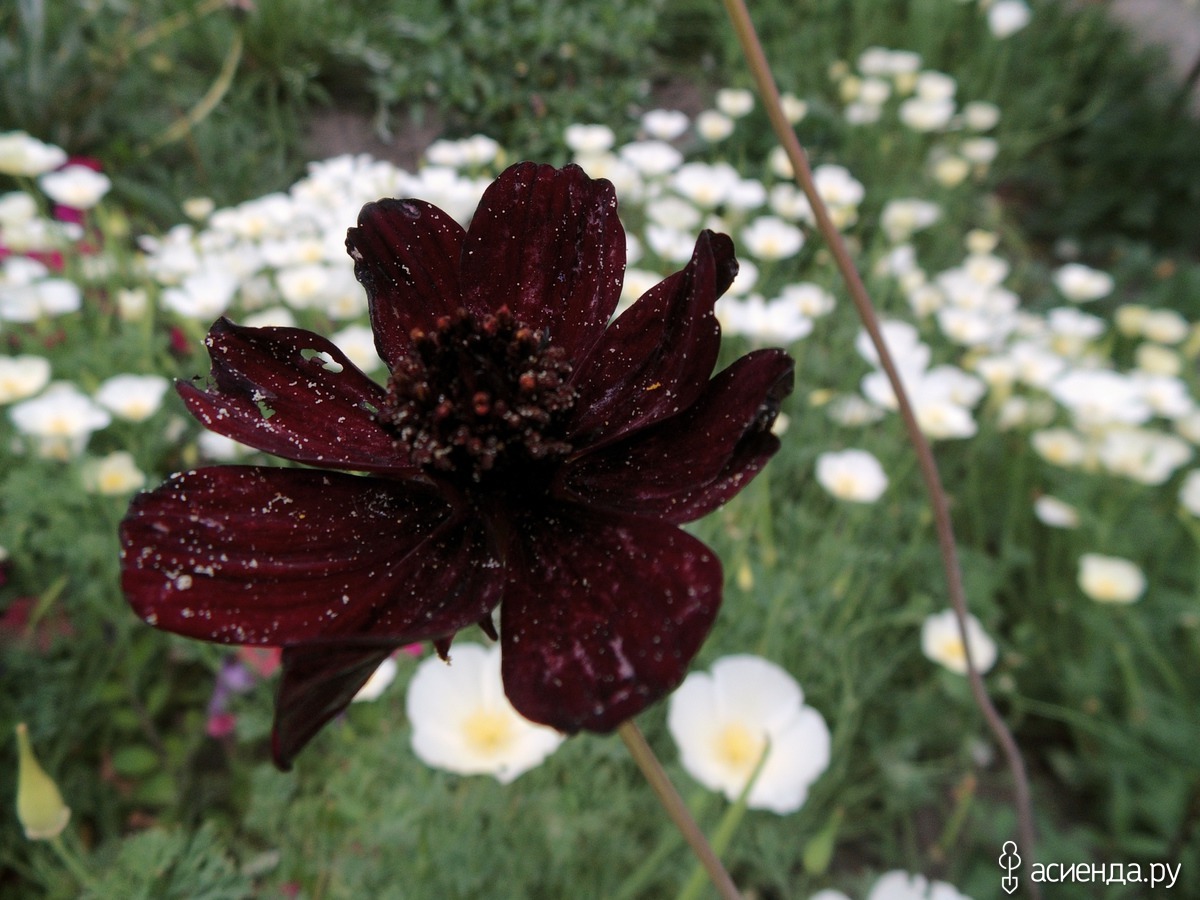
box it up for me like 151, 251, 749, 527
384, 307, 577, 482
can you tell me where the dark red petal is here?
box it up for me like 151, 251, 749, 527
568, 230, 736, 446
500, 508, 722, 732
179, 318, 408, 475
120, 466, 501, 646
346, 198, 466, 368
459, 162, 625, 359
272, 643, 398, 770
560, 349, 794, 524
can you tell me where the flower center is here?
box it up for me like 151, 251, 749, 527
715, 722, 766, 775
463, 708, 516, 755
383, 308, 576, 482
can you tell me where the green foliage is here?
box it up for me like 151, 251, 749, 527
363, 0, 665, 161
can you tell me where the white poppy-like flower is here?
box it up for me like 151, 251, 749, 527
921, 609, 998, 675
1141, 309, 1190, 345
962, 100, 1001, 131
617, 140, 683, 177
1034, 495, 1081, 529
37, 165, 112, 210
867, 869, 973, 900
1078, 553, 1145, 604
913, 395, 978, 440
352, 656, 398, 702
9, 382, 111, 459
670, 162, 740, 209
1050, 369, 1151, 429
816, 448, 888, 503
880, 199, 941, 243
0, 355, 52, 404
915, 71, 956, 101
1097, 427, 1192, 486
930, 153, 970, 188
845, 102, 883, 126
564, 124, 615, 155
0, 190, 38, 226
0, 132, 67, 177
715, 87, 754, 118
1134, 342, 1182, 377
987, 0, 1032, 39
1052, 263, 1114, 303
406, 643, 564, 784
899, 96, 956, 132
160, 268, 239, 320
717, 294, 813, 344
740, 216, 805, 261
95, 374, 171, 422
780, 93, 809, 123
695, 110, 735, 142
82, 451, 146, 495
826, 394, 885, 427
640, 108, 689, 141
646, 195, 702, 232
855, 319, 930, 372
779, 283, 835, 318
458, 134, 501, 167
1031, 427, 1088, 468
667, 655, 831, 814
812, 164, 865, 210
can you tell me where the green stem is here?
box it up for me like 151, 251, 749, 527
49, 835, 96, 891
618, 721, 741, 900
677, 742, 768, 900
718, 0, 1040, 887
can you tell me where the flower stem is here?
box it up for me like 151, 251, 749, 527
719, 0, 1040, 886
617, 721, 741, 900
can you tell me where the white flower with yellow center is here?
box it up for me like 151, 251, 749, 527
406, 643, 563, 784
921, 609, 998, 676
1031, 427, 1088, 468
740, 216, 805, 261
1034, 495, 1081, 529
37, 165, 111, 210
1141, 309, 1190, 345
880, 199, 941, 243
715, 87, 754, 118
1052, 263, 1113, 303
95, 374, 170, 422
9, 382, 111, 459
667, 655, 831, 814
82, 451, 146, 495
0, 355, 52, 405
0, 132, 67, 177
564, 124, 615, 155
1078, 554, 1146, 604
1180, 470, 1200, 517
816, 448, 888, 503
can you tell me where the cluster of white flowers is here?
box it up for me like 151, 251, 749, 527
832, 49, 1001, 188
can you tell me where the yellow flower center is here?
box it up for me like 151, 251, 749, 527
715, 722, 766, 774
463, 709, 515, 755
936, 635, 967, 668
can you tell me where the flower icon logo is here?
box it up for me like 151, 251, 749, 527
999, 840, 1021, 894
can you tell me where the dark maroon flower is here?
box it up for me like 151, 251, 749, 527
120, 162, 793, 769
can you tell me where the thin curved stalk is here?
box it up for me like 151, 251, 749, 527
719, 0, 1040, 884
618, 721, 741, 900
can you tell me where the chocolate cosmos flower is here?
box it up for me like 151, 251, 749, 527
120, 162, 794, 768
